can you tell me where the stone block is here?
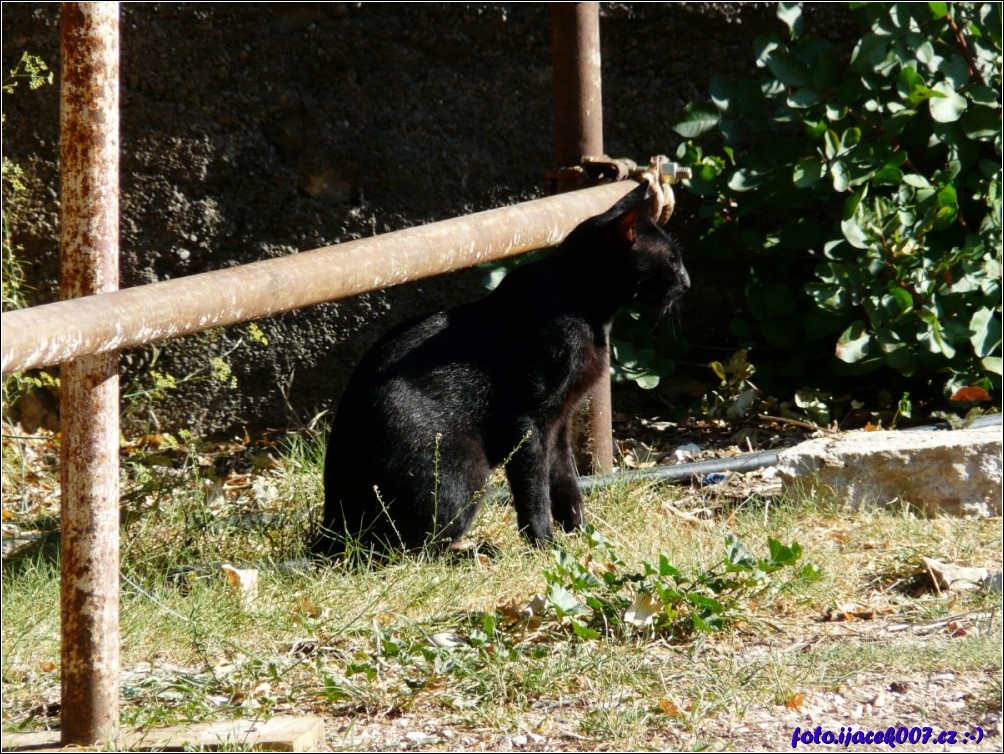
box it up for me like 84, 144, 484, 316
776, 426, 1002, 517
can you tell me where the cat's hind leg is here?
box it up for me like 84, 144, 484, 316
549, 419, 585, 533
504, 424, 555, 545
419, 433, 493, 548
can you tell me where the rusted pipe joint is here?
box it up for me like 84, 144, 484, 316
630, 155, 691, 226
555, 154, 691, 226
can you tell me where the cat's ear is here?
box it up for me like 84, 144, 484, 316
611, 184, 655, 243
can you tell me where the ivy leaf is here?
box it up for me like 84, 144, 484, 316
547, 584, 586, 618
686, 593, 725, 614
568, 617, 599, 640
725, 535, 757, 570
766, 539, 802, 569
692, 613, 723, 633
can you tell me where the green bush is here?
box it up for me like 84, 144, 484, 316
672, 2, 1001, 402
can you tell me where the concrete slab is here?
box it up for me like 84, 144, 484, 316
776, 425, 1002, 517
0, 715, 324, 752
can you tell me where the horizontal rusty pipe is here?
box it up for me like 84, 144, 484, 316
1, 181, 635, 374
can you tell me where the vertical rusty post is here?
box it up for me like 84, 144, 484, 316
550, 2, 614, 473
59, 2, 120, 746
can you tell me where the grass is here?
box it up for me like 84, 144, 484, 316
2, 426, 1001, 750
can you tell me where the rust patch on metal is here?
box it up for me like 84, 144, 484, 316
58, 2, 121, 746
1, 182, 635, 375
550, 1, 613, 473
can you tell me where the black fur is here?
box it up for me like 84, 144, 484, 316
314, 183, 689, 556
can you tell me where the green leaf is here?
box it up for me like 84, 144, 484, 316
836, 320, 873, 363
960, 105, 1002, 141
686, 593, 725, 614
767, 538, 802, 568
917, 310, 957, 358
840, 215, 871, 249
903, 173, 932, 189
887, 286, 914, 315
938, 54, 971, 89
793, 156, 825, 188
788, 87, 821, 108
568, 617, 600, 640
929, 81, 967, 122
777, 2, 805, 39
968, 85, 1001, 107
754, 33, 784, 68
928, 2, 948, 17
850, 33, 891, 75
692, 613, 722, 633
970, 307, 1002, 358
982, 356, 1004, 376
547, 584, 586, 617
766, 50, 812, 88
634, 374, 660, 390
482, 266, 509, 291
727, 168, 760, 192
896, 66, 936, 105
672, 102, 721, 138
726, 536, 757, 569
659, 555, 683, 581
831, 160, 851, 192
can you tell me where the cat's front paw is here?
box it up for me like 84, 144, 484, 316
520, 525, 555, 548
551, 491, 585, 532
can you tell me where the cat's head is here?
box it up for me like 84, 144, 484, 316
565, 182, 690, 320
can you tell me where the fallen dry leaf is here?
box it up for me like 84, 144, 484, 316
946, 620, 968, 638
658, 698, 685, 717
221, 563, 259, 608
624, 592, 663, 629
784, 692, 805, 710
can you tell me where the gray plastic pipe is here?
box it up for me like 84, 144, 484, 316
576, 412, 1003, 495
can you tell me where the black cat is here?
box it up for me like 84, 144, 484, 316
314, 183, 689, 556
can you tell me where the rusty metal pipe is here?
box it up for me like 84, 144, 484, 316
58, 2, 120, 746
551, 2, 603, 166
550, 2, 613, 474
1, 182, 636, 374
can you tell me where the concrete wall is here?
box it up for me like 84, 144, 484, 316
2, 3, 853, 435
